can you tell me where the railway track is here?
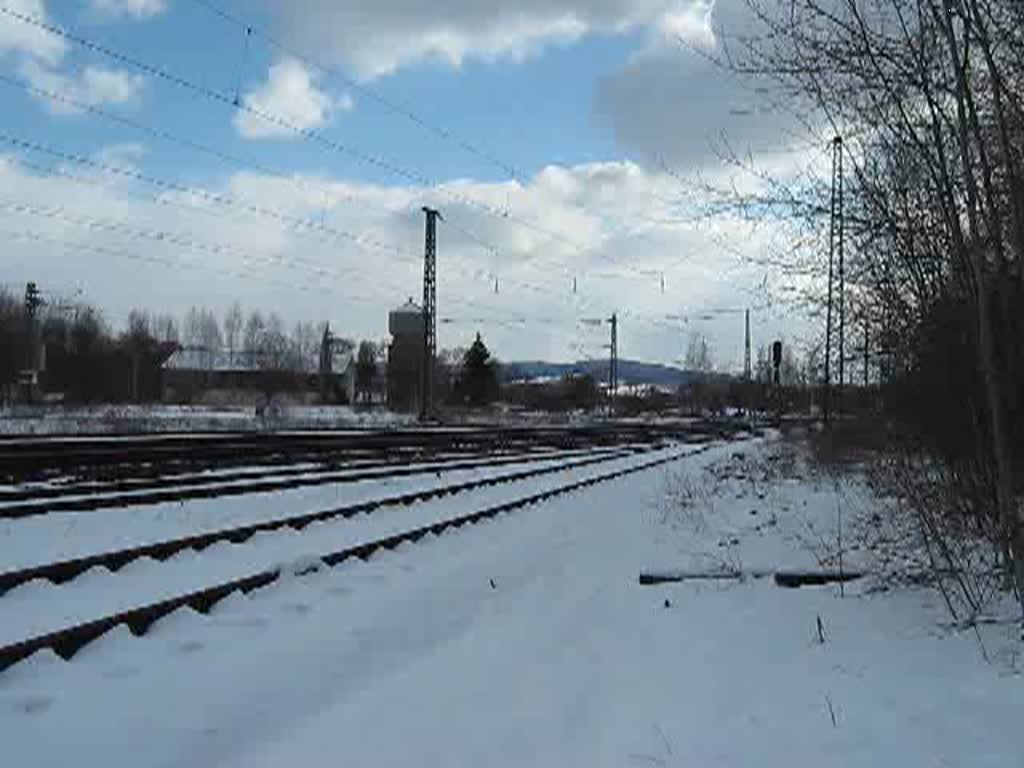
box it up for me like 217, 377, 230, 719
0, 446, 644, 595
0, 444, 640, 518
0, 439, 728, 673
0, 421, 722, 481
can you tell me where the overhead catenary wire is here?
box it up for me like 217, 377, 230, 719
0, 3, 776, 353
182, 0, 678, 292
0, 199, 392, 289
0, 67, 634, 315
2, 142, 593, 323
185, 0, 523, 182
0, 132, 419, 262
0, 194, 541, 329
184, 0, 675, 296
0, 6, 585, 256
0, 226, 347, 303
0, 70, 424, 242
0, 4, 673, 297
1, 146, 599, 333
0, 218, 523, 333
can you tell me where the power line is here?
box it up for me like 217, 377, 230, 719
0, 70, 421, 241
183, 0, 679, 292
0, 226, 342, 301
0, 73, 630, 315
0, 5, 722, 347
184, 0, 523, 182
0, 198, 391, 289
0, 6, 578, 251
0, 132, 418, 261
5, 136, 580, 314
0, 4, 670, 296
2, 148, 595, 329
183, 0, 678, 295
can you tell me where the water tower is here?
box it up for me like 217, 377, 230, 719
388, 298, 424, 411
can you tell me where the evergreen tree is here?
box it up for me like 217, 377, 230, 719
457, 333, 498, 405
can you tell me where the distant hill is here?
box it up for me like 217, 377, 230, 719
502, 359, 713, 390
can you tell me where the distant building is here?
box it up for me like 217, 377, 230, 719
387, 298, 424, 412
162, 346, 356, 405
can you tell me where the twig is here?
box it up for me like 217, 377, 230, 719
655, 724, 674, 759
837, 491, 845, 598
972, 623, 991, 665
824, 694, 838, 728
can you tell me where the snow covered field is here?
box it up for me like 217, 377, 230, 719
1, 432, 1021, 767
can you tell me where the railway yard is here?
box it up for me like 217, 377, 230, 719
0, 420, 735, 671
1, 420, 1021, 767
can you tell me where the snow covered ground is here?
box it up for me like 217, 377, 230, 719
1, 432, 1021, 767
0, 447, 638, 571
0, 446, 688, 646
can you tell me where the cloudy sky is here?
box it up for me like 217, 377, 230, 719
0, 0, 821, 370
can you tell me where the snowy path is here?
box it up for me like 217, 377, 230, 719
0, 446, 635, 572
1, 435, 1021, 767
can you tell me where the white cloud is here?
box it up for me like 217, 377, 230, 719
657, 0, 716, 48
270, 1, 716, 80
0, 148, 811, 368
90, 0, 166, 18
235, 58, 337, 140
19, 60, 146, 114
594, 0, 802, 171
0, 0, 66, 65
1, 1, 147, 116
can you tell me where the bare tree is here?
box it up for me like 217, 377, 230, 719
684, 332, 715, 415
198, 309, 222, 370
183, 306, 203, 348
243, 310, 265, 365
291, 321, 320, 369
224, 301, 243, 366
699, 0, 1024, 612
127, 309, 151, 341
153, 314, 179, 345
261, 312, 289, 370
685, 332, 714, 374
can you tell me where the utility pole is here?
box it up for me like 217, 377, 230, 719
23, 281, 42, 404
421, 207, 441, 422
609, 312, 618, 416
319, 323, 333, 404
743, 309, 752, 381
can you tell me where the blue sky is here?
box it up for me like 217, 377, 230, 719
0, 0, 813, 367
4, 1, 636, 183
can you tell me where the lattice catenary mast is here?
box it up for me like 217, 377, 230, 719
421, 207, 441, 421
